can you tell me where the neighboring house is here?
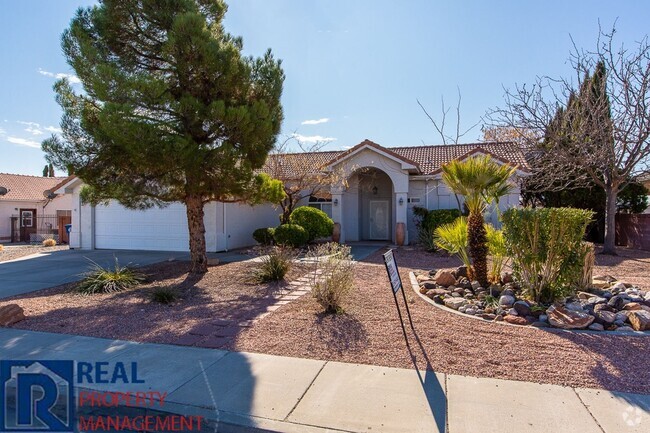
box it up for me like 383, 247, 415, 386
55, 140, 529, 252
0, 173, 74, 243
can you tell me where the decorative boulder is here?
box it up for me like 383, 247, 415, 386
499, 295, 516, 308
628, 310, 650, 331
547, 305, 594, 330
504, 315, 529, 326
513, 300, 532, 317
593, 310, 616, 326
0, 304, 25, 326
426, 288, 449, 298
444, 297, 467, 310
434, 270, 457, 288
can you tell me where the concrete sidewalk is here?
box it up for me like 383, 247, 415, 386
0, 328, 648, 432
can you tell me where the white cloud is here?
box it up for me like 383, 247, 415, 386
7, 136, 41, 149
342, 146, 352, 150
44, 126, 62, 134
38, 68, 81, 84
301, 118, 330, 125
0, 127, 5, 135
292, 133, 336, 144
17, 121, 40, 127
25, 127, 44, 136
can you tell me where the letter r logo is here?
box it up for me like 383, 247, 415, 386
0, 361, 75, 432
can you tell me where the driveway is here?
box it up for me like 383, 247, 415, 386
0, 249, 188, 299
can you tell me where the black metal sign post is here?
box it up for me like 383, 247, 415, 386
383, 249, 414, 341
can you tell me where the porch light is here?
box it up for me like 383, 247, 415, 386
399, 197, 404, 206
372, 186, 378, 195
333, 198, 339, 206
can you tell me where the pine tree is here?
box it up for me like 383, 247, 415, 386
42, 0, 285, 273
42, 165, 49, 177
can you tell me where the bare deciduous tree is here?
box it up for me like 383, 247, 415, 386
418, 88, 481, 145
486, 25, 650, 254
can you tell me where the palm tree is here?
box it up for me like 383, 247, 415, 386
441, 155, 516, 287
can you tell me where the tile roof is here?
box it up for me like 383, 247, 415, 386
0, 173, 69, 202
263, 140, 529, 179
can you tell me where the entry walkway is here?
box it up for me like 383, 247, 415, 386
0, 328, 647, 432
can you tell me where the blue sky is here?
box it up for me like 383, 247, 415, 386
1, 0, 649, 176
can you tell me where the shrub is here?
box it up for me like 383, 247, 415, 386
255, 247, 294, 282
413, 207, 461, 251
151, 287, 178, 304
433, 217, 473, 278
485, 224, 508, 284
308, 242, 356, 313
502, 207, 593, 303
289, 206, 334, 241
274, 224, 309, 247
42, 238, 57, 247
576, 242, 595, 290
253, 227, 275, 245
77, 258, 145, 294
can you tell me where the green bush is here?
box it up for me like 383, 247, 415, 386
502, 207, 593, 303
289, 207, 334, 241
151, 287, 178, 304
485, 224, 508, 284
433, 217, 472, 274
77, 258, 145, 294
274, 224, 309, 247
413, 207, 462, 250
255, 247, 294, 283
253, 227, 275, 245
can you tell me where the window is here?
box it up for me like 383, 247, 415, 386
21, 211, 34, 228
308, 195, 333, 218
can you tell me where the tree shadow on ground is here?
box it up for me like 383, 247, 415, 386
313, 312, 368, 354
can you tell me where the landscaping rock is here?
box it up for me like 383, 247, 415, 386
499, 295, 515, 308
502, 288, 515, 297
417, 274, 431, 283
593, 310, 617, 326
0, 304, 25, 326
538, 314, 548, 323
480, 313, 496, 320
588, 323, 605, 331
507, 308, 518, 316
433, 295, 445, 305
504, 315, 529, 326
611, 282, 627, 291
547, 305, 595, 330
607, 295, 629, 311
615, 311, 630, 322
426, 288, 449, 299
421, 281, 437, 290
615, 326, 635, 332
565, 301, 584, 312
623, 302, 650, 312
465, 307, 477, 315
434, 270, 457, 287
594, 303, 614, 313
501, 272, 514, 284
494, 315, 504, 322
628, 310, 650, 331
444, 297, 467, 310
513, 300, 531, 317
471, 281, 481, 290
455, 266, 468, 279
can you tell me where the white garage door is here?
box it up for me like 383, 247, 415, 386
95, 202, 190, 251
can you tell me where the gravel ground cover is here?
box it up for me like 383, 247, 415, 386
0, 244, 69, 262
2, 246, 649, 393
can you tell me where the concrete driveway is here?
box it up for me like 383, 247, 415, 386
0, 249, 188, 299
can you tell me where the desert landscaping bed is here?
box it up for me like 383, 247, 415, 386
2, 247, 650, 394
0, 244, 69, 263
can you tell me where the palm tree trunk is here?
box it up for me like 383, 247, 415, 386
468, 211, 489, 287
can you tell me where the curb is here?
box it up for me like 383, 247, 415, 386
408, 272, 650, 337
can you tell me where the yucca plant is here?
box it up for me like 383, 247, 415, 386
485, 224, 508, 284
433, 217, 472, 277
441, 155, 516, 287
77, 258, 145, 294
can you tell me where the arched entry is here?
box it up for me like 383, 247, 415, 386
341, 167, 394, 242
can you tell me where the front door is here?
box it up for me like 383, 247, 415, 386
369, 200, 390, 240
19, 208, 36, 242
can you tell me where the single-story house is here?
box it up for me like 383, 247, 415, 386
54, 139, 529, 252
0, 173, 74, 243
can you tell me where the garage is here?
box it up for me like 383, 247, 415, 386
94, 202, 190, 251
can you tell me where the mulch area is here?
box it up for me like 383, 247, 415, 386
0, 245, 69, 262
2, 246, 650, 394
